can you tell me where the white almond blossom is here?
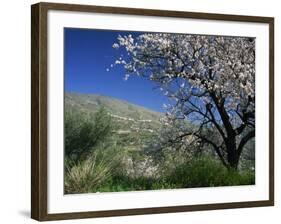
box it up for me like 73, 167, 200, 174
113, 33, 255, 169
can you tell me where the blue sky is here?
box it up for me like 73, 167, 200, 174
64, 28, 168, 112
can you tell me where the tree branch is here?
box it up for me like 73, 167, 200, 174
237, 130, 255, 159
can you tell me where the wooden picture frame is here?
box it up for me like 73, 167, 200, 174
31, 2, 274, 221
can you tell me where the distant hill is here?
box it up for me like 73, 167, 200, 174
65, 93, 164, 150
65, 92, 163, 122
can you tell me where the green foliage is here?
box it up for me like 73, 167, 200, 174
89, 156, 254, 193
164, 156, 255, 188
96, 175, 155, 192
65, 144, 123, 194
64, 106, 124, 194
65, 106, 113, 162
64, 93, 255, 194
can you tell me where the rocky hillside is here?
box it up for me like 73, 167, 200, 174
65, 92, 162, 121
65, 93, 164, 149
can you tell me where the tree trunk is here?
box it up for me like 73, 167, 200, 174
225, 136, 239, 170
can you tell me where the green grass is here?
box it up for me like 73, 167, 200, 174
84, 156, 254, 193
165, 156, 255, 188
65, 148, 254, 194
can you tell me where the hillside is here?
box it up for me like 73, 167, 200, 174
65, 92, 254, 165
65, 93, 163, 121
65, 92, 164, 149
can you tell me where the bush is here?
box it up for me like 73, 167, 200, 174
65, 107, 113, 162
91, 155, 254, 193
65, 143, 123, 194
165, 156, 255, 188
64, 106, 126, 194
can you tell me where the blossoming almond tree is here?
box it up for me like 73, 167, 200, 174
113, 33, 255, 170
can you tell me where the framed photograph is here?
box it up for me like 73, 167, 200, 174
31, 2, 274, 221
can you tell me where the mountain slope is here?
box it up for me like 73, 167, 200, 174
65, 93, 164, 149
65, 92, 163, 122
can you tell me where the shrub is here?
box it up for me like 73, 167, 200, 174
64, 106, 126, 193
65, 107, 113, 162
64, 143, 123, 194
165, 156, 255, 188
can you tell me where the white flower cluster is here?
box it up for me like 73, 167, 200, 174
113, 33, 255, 127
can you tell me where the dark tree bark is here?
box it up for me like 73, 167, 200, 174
206, 93, 254, 169
114, 33, 256, 170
